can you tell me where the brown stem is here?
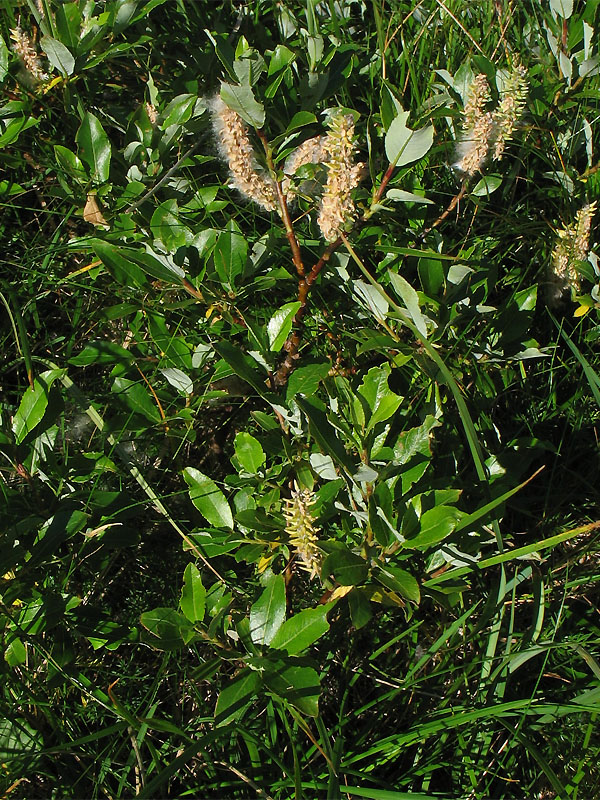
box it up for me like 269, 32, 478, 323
414, 181, 468, 242
256, 129, 305, 278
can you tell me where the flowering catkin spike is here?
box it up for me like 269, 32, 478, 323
209, 95, 277, 212
284, 485, 321, 579
317, 111, 364, 242
284, 135, 329, 176
549, 202, 596, 303
10, 27, 48, 84
491, 63, 528, 161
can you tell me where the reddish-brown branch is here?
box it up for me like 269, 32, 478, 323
257, 129, 305, 278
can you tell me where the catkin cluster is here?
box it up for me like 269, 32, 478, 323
283, 486, 321, 579
549, 203, 597, 303
454, 64, 528, 176
209, 96, 277, 212
210, 98, 364, 241
10, 27, 48, 84
317, 112, 364, 242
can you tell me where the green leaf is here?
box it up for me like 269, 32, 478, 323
140, 608, 196, 651
376, 566, 420, 603
388, 271, 427, 338
220, 81, 265, 128
150, 199, 189, 250
215, 668, 262, 726
180, 563, 206, 623
214, 220, 247, 287
358, 364, 403, 432
286, 362, 330, 402
0, 35, 9, 83
54, 145, 88, 183
112, 377, 161, 422
234, 432, 266, 474
212, 341, 271, 399
91, 240, 149, 289
4, 637, 26, 667
296, 396, 357, 473
127, 250, 185, 285
40, 36, 75, 76
322, 548, 368, 586
13, 369, 65, 444
384, 111, 433, 167
263, 662, 320, 716
550, 0, 573, 18
76, 112, 111, 184
418, 257, 444, 297
267, 301, 301, 351
161, 367, 193, 395
269, 605, 331, 655
249, 573, 286, 645
162, 94, 197, 128
405, 506, 460, 550
386, 189, 433, 204
69, 340, 135, 367
183, 467, 233, 529
471, 175, 502, 197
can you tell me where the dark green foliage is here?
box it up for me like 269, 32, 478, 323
1, 0, 600, 797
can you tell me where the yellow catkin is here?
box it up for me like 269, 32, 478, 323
9, 27, 48, 84
209, 95, 277, 212
283, 485, 321, 579
549, 202, 596, 301
317, 112, 364, 241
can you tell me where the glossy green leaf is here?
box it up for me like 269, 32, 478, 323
269, 605, 331, 655
13, 369, 65, 444
322, 549, 368, 586
0, 35, 8, 82
388, 271, 427, 337
54, 145, 88, 183
405, 506, 461, 550
220, 81, 265, 128
91, 240, 149, 288
180, 563, 206, 623
384, 111, 433, 167
112, 377, 161, 422
376, 566, 420, 603
386, 189, 433, 204
162, 94, 197, 128
69, 340, 135, 367
212, 341, 271, 399
183, 467, 233, 529
40, 36, 75, 76
214, 220, 247, 287
267, 301, 301, 351
140, 607, 196, 651
249, 573, 286, 645
286, 362, 330, 402
150, 199, 189, 250
4, 637, 26, 667
76, 112, 111, 184
296, 396, 356, 473
214, 668, 262, 726
234, 432, 266, 474
264, 662, 320, 716
358, 364, 403, 432
471, 175, 502, 197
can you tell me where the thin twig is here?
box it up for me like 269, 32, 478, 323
124, 135, 208, 214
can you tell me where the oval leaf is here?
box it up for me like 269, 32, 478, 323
385, 112, 433, 167
215, 668, 262, 726
76, 112, 111, 184
404, 506, 460, 550
183, 467, 233, 529
249, 573, 286, 645
268, 302, 301, 351
40, 36, 75, 76
269, 605, 331, 655
180, 563, 206, 623
220, 81, 265, 128
234, 432, 266, 474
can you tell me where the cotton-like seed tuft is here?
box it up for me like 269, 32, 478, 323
10, 27, 48, 84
